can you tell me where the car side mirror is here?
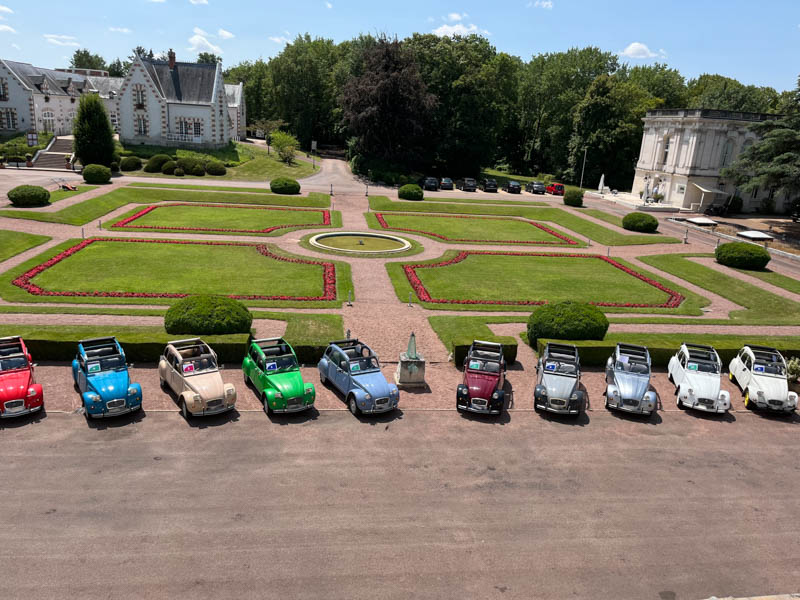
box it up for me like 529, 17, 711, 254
340, 360, 348, 370
606, 357, 613, 370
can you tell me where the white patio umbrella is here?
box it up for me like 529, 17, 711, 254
598, 174, 605, 193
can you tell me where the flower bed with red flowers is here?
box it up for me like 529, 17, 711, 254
12, 237, 337, 301
112, 203, 331, 234
403, 251, 684, 308
375, 212, 578, 245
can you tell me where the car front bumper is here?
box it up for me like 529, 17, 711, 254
535, 398, 580, 414
361, 399, 398, 414
687, 400, 728, 413
752, 401, 796, 413
88, 401, 141, 419
272, 401, 314, 414
1, 402, 43, 419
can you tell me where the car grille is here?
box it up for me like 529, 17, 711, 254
622, 398, 639, 407
698, 398, 715, 407
471, 398, 488, 408
375, 397, 389, 405
287, 396, 303, 407
4, 399, 24, 412
207, 398, 223, 409
549, 398, 566, 407
106, 399, 125, 410
768, 399, 784, 407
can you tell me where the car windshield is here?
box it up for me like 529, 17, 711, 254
86, 355, 125, 374
467, 359, 501, 374
616, 359, 649, 375
265, 354, 298, 372
0, 356, 28, 372
442, 178, 452, 183
544, 360, 577, 376
350, 357, 380, 373
686, 360, 719, 374
754, 361, 786, 377
181, 355, 217, 375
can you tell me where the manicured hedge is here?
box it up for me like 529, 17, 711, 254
7, 185, 50, 207
205, 161, 227, 176
161, 160, 177, 175
563, 188, 584, 207
144, 154, 172, 173
622, 212, 659, 233
176, 157, 201, 173
398, 184, 424, 201
270, 177, 301, 195
110, 161, 119, 173
174, 167, 185, 177
452, 339, 517, 366
527, 301, 609, 345
82, 164, 111, 184
164, 295, 253, 335
120, 156, 142, 171
715, 241, 771, 270
190, 163, 206, 177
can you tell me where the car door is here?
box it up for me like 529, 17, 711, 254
75, 355, 88, 393
333, 351, 350, 393
326, 348, 340, 390
740, 352, 753, 389
167, 351, 183, 393
254, 355, 267, 394
675, 351, 688, 388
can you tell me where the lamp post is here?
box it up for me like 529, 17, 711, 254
579, 147, 588, 190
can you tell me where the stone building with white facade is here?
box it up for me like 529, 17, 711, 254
632, 109, 785, 212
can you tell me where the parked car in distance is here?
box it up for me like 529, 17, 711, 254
423, 177, 439, 191
729, 345, 798, 413
440, 177, 454, 190
0, 336, 43, 418
318, 338, 399, 415
534, 343, 585, 415
668, 343, 730, 413
456, 178, 477, 192
158, 338, 236, 419
456, 340, 506, 415
72, 337, 141, 419
525, 181, 546, 194
243, 337, 315, 413
546, 183, 565, 196
480, 178, 498, 192
604, 343, 657, 416
502, 181, 522, 194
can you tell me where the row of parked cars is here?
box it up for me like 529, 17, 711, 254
422, 176, 565, 196
1, 335, 796, 421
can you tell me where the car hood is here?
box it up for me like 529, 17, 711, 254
0, 370, 31, 402
613, 371, 650, 400
541, 373, 577, 399
683, 371, 721, 398
87, 370, 130, 401
352, 371, 392, 397
749, 374, 789, 399
184, 371, 225, 400
465, 372, 499, 399
265, 370, 305, 397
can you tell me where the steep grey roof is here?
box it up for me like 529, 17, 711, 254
87, 76, 124, 99
225, 83, 242, 107
3, 60, 90, 96
140, 58, 217, 104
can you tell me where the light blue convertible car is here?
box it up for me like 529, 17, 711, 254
72, 337, 142, 419
318, 339, 399, 415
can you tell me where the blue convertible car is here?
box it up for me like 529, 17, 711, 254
72, 337, 142, 419
318, 339, 399, 415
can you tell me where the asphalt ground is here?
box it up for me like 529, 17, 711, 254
1, 409, 799, 600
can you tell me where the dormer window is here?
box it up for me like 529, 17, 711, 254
132, 84, 146, 109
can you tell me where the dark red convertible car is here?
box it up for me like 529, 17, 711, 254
456, 340, 506, 415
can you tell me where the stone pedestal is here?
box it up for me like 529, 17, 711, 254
395, 352, 426, 388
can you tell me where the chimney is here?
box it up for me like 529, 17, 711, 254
168, 49, 176, 70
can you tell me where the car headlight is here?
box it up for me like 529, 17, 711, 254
192, 394, 202, 404
570, 392, 578, 400
225, 387, 235, 397
27, 387, 37, 397
757, 391, 765, 399
492, 392, 499, 400
127, 386, 137, 396
274, 392, 282, 398
687, 388, 694, 396
364, 394, 372, 401
612, 389, 620, 397
390, 389, 398, 396
305, 386, 313, 394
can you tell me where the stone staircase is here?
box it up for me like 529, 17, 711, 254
33, 136, 74, 169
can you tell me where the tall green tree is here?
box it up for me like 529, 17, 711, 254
73, 94, 115, 167
197, 52, 222, 64
687, 74, 779, 113
618, 63, 687, 107
70, 49, 107, 71
225, 59, 274, 125
107, 58, 126, 77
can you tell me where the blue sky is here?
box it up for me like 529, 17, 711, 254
0, 0, 798, 91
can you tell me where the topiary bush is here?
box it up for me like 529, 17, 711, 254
161, 160, 177, 175
622, 212, 659, 233
270, 177, 301, 194
715, 241, 771, 271
563, 188, 584, 207
205, 160, 226, 176
164, 295, 253, 335
120, 156, 142, 171
109, 161, 119, 173
144, 154, 172, 173
82, 164, 111, 184
176, 157, 201, 173
526, 301, 609, 346
191, 163, 206, 177
174, 167, 185, 177
398, 184, 424, 201
7, 185, 50, 207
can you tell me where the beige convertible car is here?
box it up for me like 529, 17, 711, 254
158, 338, 236, 418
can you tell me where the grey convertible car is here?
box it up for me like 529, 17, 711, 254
604, 343, 657, 416
534, 343, 586, 416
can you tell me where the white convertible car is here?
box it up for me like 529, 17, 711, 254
728, 345, 797, 413
668, 343, 730, 413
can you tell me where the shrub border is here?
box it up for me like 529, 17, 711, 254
12, 237, 336, 301
403, 251, 684, 307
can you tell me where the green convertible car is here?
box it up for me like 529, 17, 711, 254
243, 337, 315, 413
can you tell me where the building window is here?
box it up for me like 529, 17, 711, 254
0, 78, 8, 102
751, 186, 759, 199
133, 85, 146, 109
109, 112, 119, 131
661, 137, 670, 165
0, 108, 16, 129
179, 120, 189, 135
66, 111, 76, 123
193, 121, 201, 137
719, 139, 734, 168
136, 115, 148, 136
42, 110, 55, 132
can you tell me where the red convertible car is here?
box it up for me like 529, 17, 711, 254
0, 336, 44, 418
546, 183, 565, 196
456, 340, 506, 415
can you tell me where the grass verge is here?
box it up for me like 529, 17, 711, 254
298, 228, 425, 259
0, 231, 51, 262
49, 186, 99, 203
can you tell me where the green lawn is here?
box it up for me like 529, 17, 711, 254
127, 182, 272, 193
577, 208, 624, 227
414, 195, 547, 207
2, 239, 353, 308
367, 212, 579, 245
298, 231, 425, 259
639, 253, 800, 325
368, 197, 679, 246
108, 203, 339, 236
49, 186, 99, 203
731, 267, 800, 296
0, 230, 51, 262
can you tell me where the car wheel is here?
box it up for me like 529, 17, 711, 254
243, 371, 249, 385
677, 396, 685, 410
320, 372, 327, 385
262, 393, 271, 415
159, 377, 167, 391
744, 390, 753, 410
728, 371, 734, 381
533, 401, 541, 413
348, 395, 360, 416
668, 373, 673, 384
181, 399, 190, 420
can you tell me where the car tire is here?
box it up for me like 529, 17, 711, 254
728, 371, 734, 381
677, 396, 685, 410
348, 395, 360, 416
668, 373, 673, 384
533, 401, 541, 413
243, 371, 249, 386
744, 390, 753, 410
320, 372, 327, 385
262, 393, 272, 415
181, 399, 190, 420
159, 377, 167, 391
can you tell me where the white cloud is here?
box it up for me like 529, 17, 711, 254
284, 30, 290, 36
218, 28, 234, 39
11, 42, 20, 50
325, 1, 333, 8
445, 12, 468, 21
187, 33, 222, 53
619, 41, 658, 59
0, 5, 13, 13
0, 24, 16, 33
269, 35, 291, 44
189, 0, 208, 4
528, 0, 553, 8
44, 34, 79, 46
109, 27, 132, 34
193, 26, 208, 36
432, 22, 489, 37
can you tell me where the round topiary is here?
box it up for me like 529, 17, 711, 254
176, 157, 200, 173
161, 160, 177, 175
270, 177, 301, 194
205, 161, 226, 176
715, 241, 771, 270
526, 301, 609, 345
110, 161, 119, 173
144, 154, 172, 173
82, 164, 111, 184
398, 184, 424, 201
164, 295, 253, 335
563, 188, 583, 207
191, 163, 205, 176
622, 212, 659, 233
174, 167, 185, 177
120, 156, 142, 171
7, 185, 50, 207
